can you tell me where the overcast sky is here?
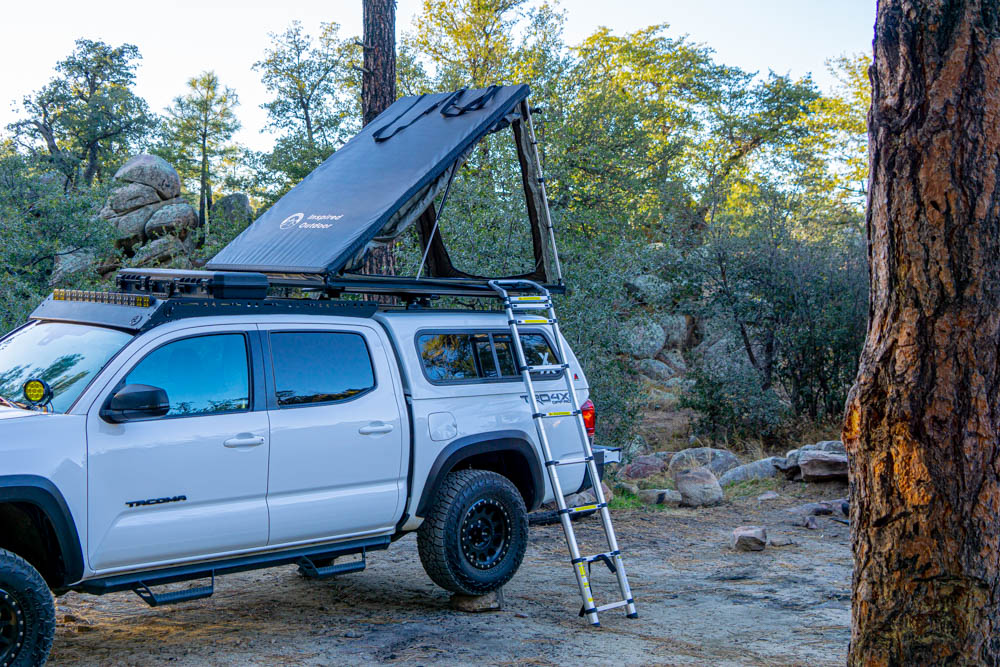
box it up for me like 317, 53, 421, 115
1, 1, 876, 152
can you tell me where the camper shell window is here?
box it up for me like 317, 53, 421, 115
416, 330, 561, 385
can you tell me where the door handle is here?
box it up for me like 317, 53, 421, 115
224, 435, 266, 448
359, 422, 394, 435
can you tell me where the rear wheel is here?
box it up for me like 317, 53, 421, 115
0, 549, 54, 667
418, 470, 528, 595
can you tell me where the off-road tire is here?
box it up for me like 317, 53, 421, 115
418, 470, 528, 595
0, 549, 55, 667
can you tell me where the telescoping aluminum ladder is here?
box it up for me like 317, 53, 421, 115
488, 279, 637, 626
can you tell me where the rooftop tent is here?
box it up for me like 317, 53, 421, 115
207, 85, 562, 289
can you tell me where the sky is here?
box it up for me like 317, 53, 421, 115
0, 0, 876, 152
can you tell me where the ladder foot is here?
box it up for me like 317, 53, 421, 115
592, 621, 601, 627
627, 612, 639, 619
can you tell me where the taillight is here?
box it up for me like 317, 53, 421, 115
581, 399, 596, 438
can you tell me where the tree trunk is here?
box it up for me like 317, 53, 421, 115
199, 134, 209, 232
844, 1, 1000, 663
360, 0, 398, 281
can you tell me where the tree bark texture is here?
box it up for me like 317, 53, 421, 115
844, 1, 1000, 664
361, 0, 398, 280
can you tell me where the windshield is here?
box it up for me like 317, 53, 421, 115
0, 321, 132, 413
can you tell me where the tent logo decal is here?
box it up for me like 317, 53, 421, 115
280, 213, 305, 229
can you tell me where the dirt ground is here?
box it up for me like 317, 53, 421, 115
49, 481, 851, 666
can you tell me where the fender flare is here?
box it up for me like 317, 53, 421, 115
0, 475, 84, 586
416, 430, 545, 516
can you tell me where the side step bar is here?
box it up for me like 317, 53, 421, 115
134, 574, 214, 607
77, 535, 390, 596
297, 553, 367, 580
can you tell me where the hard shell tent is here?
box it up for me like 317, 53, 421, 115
207, 85, 562, 295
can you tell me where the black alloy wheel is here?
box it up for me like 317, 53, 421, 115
460, 498, 511, 570
0, 588, 25, 667
418, 469, 529, 595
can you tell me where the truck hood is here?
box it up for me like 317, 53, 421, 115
0, 406, 40, 421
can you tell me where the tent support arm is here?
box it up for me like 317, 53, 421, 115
512, 100, 563, 284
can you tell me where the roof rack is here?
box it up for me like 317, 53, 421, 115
116, 268, 565, 302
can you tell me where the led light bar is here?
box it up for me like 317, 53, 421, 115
52, 289, 153, 308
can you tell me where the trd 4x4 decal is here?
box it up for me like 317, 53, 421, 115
521, 391, 571, 406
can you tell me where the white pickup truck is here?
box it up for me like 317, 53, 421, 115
0, 270, 615, 666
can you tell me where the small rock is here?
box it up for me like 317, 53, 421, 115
109, 182, 162, 213
636, 358, 675, 384
625, 274, 671, 304
620, 316, 667, 359
768, 536, 797, 547
614, 481, 639, 496
115, 154, 181, 199
757, 491, 780, 501
637, 489, 682, 506
450, 588, 504, 612
817, 440, 847, 455
800, 515, 819, 530
345, 630, 363, 638
623, 454, 667, 479
145, 202, 199, 239
659, 313, 689, 349
718, 457, 782, 486
659, 349, 687, 373
212, 192, 254, 227
732, 526, 767, 551
601, 481, 614, 503
788, 502, 835, 516
668, 447, 740, 477
674, 466, 723, 507
798, 450, 848, 482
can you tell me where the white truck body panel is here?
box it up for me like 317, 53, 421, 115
0, 307, 592, 584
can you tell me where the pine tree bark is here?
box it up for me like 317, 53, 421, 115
844, 1, 1000, 663
360, 0, 398, 280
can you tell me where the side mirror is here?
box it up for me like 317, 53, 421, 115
101, 384, 170, 423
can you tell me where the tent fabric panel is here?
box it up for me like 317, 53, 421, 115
207, 85, 531, 276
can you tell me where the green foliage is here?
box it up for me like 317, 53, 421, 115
0, 146, 115, 330
156, 71, 241, 231
244, 21, 361, 204
8, 39, 154, 186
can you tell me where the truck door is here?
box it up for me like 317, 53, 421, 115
260, 324, 406, 545
86, 327, 270, 571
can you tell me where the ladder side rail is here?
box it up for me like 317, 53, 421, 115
491, 280, 600, 625
548, 310, 639, 619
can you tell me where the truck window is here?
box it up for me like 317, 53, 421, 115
270, 332, 375, 406
495, 334, 560, 378
126, 334, 250, 417
418, 331, 560, 383
0, 321, 132, 413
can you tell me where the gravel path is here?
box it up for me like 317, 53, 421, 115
49, 481, 851, 666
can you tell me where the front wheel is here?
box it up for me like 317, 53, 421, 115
418, 470, 529, 596
0, 549, 55, 667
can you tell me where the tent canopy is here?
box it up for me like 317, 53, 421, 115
207, 84, 558, 284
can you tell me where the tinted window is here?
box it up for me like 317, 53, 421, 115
418, 334, 479, 381
0, 322, 132, 413
419, 331, 560, 383
271, 332, 375, 406
126, 334, 249, 417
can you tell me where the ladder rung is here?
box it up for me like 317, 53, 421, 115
595, 600, 631, 613
510, 317, 555, 325
509, 302, 551, 310
572, 550, 621, 565
546, 455, 593, 466
534, 409, 580, 419
560, 503, 607, 515
522, 363, 568, 373
508, 295, 549, 303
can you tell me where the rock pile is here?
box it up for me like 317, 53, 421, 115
620, 272, 695, 410
101, 155, 199, 264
